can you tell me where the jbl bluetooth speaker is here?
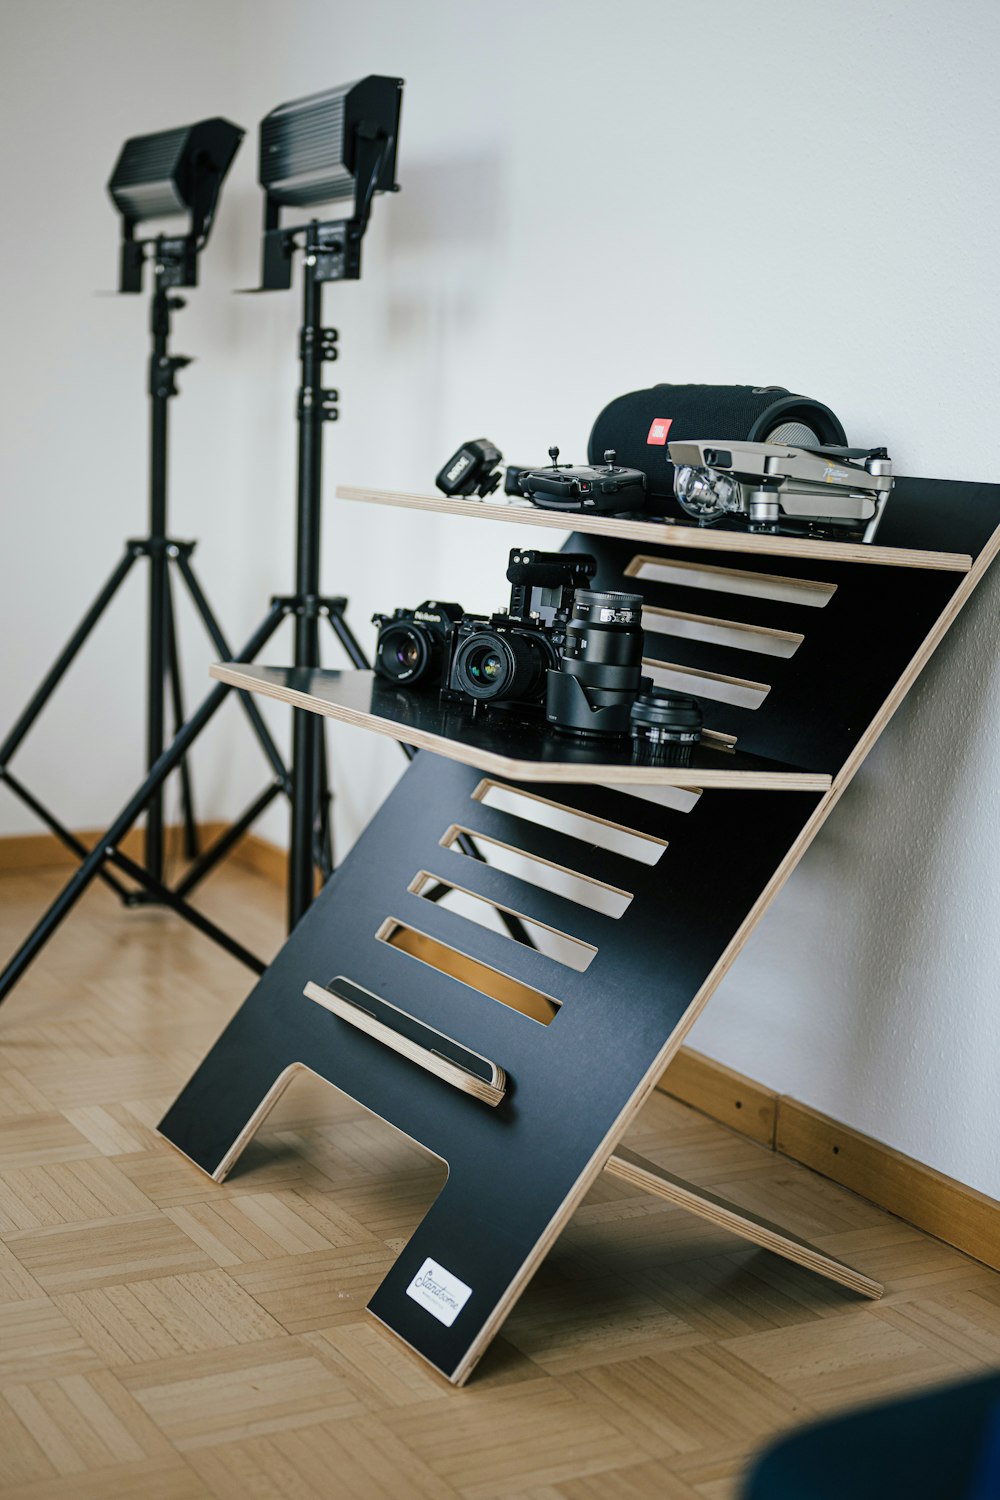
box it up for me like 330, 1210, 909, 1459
587, 384, 847, 511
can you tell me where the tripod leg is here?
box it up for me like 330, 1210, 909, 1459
325, 603, 370, 670
0, 548, 139, 768
173, 781, 284, 899
175, 552, 290, 787
164, 564, 199, 861
315, 718, 333, 881
0, 601, 287, 1007
1, 769, 133, 902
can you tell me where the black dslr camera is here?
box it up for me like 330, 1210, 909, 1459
444, 549, 596, 710
372, 600, 464, 687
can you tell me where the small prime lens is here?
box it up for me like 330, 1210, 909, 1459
376, 622, 431, 684
630, 688, 703, 766
546, 588, 647, 738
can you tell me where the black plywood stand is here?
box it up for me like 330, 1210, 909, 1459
159, 474, 1000, 1384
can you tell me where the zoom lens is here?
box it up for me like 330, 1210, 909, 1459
546, 588, 646, 738
376, 622, 433, 684
452, 628, 554, 703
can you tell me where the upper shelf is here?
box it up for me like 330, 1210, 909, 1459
211, 663, 831, 791
336, 485, 974, 573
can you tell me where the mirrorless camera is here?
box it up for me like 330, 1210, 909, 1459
444, 549, 597, 709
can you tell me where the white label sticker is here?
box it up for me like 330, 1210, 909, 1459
405, 1257, 472, 1327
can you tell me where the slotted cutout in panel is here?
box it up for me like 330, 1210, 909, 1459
626, 555, 836, 608
642, 605, 803, 659
376, 919, 561, 1024
603, 782, 702, 814
643, 658, 770, 711
474, 780, 668, 865
440, 825, 634, 919
408, 872, 598, 972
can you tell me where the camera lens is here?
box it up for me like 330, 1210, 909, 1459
453, 628, 554, 703
466, 645, 504, 686
630, 688, 703, 766
674, 465, 740, 523
546, 589, 647, 738
376, 622, 432, 684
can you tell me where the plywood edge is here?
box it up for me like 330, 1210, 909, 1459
0, 822, 228, 873
605, 1145, 882, 1298
303, 979, 507, 1107
776, 1096, 1000, 1274
657, 1046, 777, 1146
208, 663, 831, 791
335, 485, 972, 573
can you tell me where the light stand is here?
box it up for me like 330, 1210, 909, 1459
0, 117, 290, 997
248, 75, 405, 927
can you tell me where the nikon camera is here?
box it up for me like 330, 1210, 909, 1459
372, 600, 464, 687
373, 548, 597, 708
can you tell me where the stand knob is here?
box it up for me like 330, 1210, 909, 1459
604, 449, 617, 469
548, 446, 560, 468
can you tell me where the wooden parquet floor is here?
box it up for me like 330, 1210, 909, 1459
0, 861, 998, 1499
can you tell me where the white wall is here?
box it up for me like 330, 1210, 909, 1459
2, 0, 998, 1197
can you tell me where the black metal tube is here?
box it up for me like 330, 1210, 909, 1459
173, 780, 283, 898
176, 551, 290, 788
146, 279, 171, 883
0, 769, 132, 901
315, 721, 333, 880
326, 604, 370, 670
289, 225, 325, 930
164, 562, 199, 861
0, 548, 139, 768
0, 601, 287, 1006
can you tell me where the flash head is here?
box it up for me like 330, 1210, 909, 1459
107, 117, 244, 292
255, 75, 404, 289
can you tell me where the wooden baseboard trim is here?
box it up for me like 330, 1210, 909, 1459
657, 1051, 1000, 1274
657, 1047, 777, 1146
229, 832, 289, 886
0, 822, 228, 872
774, 1097, 1000, 1274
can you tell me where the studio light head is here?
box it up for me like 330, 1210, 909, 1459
108, 117, 244, 292
255, 75, 403, 289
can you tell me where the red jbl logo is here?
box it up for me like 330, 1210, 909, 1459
646, 418, 672, 445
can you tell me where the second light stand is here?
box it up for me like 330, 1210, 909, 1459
284, 218, 371, 927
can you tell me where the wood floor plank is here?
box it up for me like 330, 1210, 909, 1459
5, 1212, 215, 1293
0, 1454, 212, 1500
0, 1297, 101, 1385
0, 1157, 156, 1232
186, 1418, 457, 1499
54, 1270, 285, 1365
0, 1114, 100, 1171
118, 1336, 367, 1450
0, 1368, 173, 1477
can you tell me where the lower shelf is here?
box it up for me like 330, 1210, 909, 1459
210, 663, 832, 790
